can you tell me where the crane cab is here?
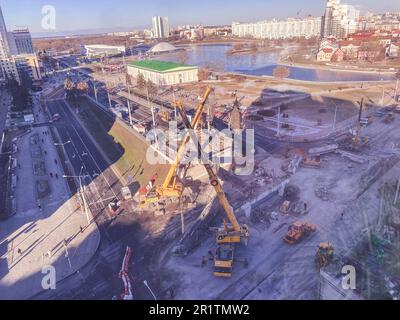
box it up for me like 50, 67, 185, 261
213, 244, 234, 278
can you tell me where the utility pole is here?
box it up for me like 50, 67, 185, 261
93, 81, 98, 102
332, 103, 338, 132
381, 86, 385, 107
80, 177, 90, 226
394, 176, 400, 206
277, 106, 281, 137
107, 82, 112, 109
127, 85, 133, 127
395, 79, 399, 101
172, 89, 178, 121
147, 88, 158, 147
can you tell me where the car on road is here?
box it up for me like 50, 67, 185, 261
52, 113, 61, 122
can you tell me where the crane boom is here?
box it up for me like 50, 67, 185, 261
160, 86, 213, 194
176, 101, 243, 234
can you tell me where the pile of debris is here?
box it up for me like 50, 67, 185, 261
315, 184, 333, 202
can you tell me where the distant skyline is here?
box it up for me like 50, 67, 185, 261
0, 0, 399, 37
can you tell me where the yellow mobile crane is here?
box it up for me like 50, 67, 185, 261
139, 86, 213, 208
176, 101, 249, 278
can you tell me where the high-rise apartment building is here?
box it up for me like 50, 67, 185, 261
0, 5, 40, 84
232, 16, 322, 39
11, 28, 34, 54
321, 0, 359, 39
152, 16, 170, 39
0, 6, 10, 58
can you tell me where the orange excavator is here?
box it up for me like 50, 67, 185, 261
176, 99, 249, 278
139, 86, 213, 209
283, 221, 316, 244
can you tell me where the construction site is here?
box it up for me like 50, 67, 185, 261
91, 72, 400, 300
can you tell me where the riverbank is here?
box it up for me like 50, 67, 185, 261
227, 47, 282, 56
279, 57, 398, 75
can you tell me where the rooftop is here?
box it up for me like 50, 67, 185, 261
128, 60, 196, 72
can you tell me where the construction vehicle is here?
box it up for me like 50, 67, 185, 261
176, 99, 249, 278
280, 201, 291, 214
139, 86, 213, 209
283, 221, 316, 244
315, 242, 334, 268
280, 201, 308, 215
384, 112, 395, 124
302, 155, 321, 168
121, 187, 132, 201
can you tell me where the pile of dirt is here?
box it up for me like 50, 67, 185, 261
314, 183, 334, 202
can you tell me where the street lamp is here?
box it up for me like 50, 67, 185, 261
143, 280, 157, 300
63, 166, 90, 226
54, 140, 71, 146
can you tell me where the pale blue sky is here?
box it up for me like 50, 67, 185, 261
0, 0, 399, 35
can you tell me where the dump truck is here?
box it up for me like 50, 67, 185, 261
283, 221, 316, 244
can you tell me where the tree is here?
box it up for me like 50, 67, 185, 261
273, 66, 290, 79
146, 79, 158, 99
6, 75, 30, 112
64, 78, 76, 100
126, 72, 132, 86
137, 73, 146, 91
250, 42, 258, 52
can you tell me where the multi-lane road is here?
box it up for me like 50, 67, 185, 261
46, 98, 122, 218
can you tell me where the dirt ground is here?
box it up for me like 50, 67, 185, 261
150, 75, 400, 300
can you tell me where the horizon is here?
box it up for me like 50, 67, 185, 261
0, 0, 399, 38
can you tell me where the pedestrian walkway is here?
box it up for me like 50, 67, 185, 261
0, 91, 100, 300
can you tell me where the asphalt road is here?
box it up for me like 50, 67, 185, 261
33, 98, 160, 300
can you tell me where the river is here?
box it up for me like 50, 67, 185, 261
159, 44, 395, 82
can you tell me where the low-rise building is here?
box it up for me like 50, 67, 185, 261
331, 48, 344, 62
0, 57, 19, 83
127, 60, 199, 86
317, 48, 334, 62
357, 44, 383, 61
387, 42, 400, 57
339, 40, 361, 60
13, 53, 42, 84
84, 44, 126, 58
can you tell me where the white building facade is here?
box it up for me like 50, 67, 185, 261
321, 0, 360, 39
127, 60, 198, 86
84, 45, 126, 58
232, 16, 322, 39
152, 16, 170, 39
11, 28, 34, 54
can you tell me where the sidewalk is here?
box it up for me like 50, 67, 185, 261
0, 92, 100, 300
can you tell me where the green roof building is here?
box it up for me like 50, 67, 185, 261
127, 60, 199, 86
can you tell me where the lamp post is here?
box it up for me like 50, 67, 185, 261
143, 280, 157, 300
63, 166, 90, 226
54, 140, 71, 147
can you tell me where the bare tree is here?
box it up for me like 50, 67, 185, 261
146, 80, 158, 98
273, 66, 290, 79
126, 72, 132, 86
137, 73, 146, 91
